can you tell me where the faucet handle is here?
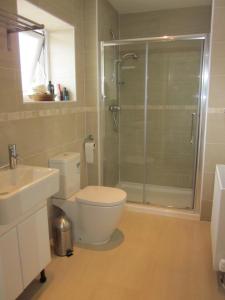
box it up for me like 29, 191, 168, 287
8, 144, 18, 169
8, 144, 17, 155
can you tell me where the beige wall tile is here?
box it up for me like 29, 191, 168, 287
210, 46, 225, 76
215, 0, 225, 7
204, 143, 225, 173
83, 0, 100, 183
98, 0, 119, 186
200, 200, 213, 221
211, 6, 225, 42
206, 113, 225, 143
201, 0, 225, 219
120, 6, 211, 39
202, 172, 215, 203
0, 0, 88, 185
208, 75, 225, 107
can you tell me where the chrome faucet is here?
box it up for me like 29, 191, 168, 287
8, 144, 18, 169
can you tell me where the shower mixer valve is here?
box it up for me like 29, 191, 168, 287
109, 105, 120, 132
109, 105, 121, 112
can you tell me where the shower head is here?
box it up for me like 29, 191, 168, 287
110, 29, 116, 40
114, 52, 139, 65
121, 52, 139, 60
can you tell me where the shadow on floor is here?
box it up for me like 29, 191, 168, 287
76, 229, 125, 251
17, 229, 124, 299
17, 275, 51, 300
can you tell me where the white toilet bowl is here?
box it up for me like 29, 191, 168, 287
49, 152, 127, 245
53, 186, 127, 245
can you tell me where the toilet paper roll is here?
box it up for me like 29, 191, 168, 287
219, 259, 225, 272
85, 142, 95, 164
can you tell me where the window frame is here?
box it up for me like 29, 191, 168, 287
19, 30, 49, 98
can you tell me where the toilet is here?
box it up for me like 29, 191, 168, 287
49, 152, 127, 245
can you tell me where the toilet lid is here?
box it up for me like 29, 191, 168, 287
76, 186, 127, 207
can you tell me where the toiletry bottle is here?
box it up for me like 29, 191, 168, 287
51, 84, 54, 96
63, 88, 69, 101
48, 81, 51, 93
48, 81, 54, 95
58, 84, 64, 101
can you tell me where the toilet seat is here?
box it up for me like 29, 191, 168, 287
76, 186, 127, 207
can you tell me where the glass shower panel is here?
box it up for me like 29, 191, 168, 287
145, 40, 203, 209
103, 46, 120, 187
118, 43, 146, 203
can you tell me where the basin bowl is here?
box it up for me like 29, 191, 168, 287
0, 165, 59, 225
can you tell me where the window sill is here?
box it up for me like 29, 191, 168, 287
23, 100, 76, 104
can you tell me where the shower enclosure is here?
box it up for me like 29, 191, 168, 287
100, 34, 208, 210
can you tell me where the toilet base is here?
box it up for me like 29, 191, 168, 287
52, 195, 125, 246
77, 237, 111, 246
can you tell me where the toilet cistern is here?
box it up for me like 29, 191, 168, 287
49, 152, 127, 245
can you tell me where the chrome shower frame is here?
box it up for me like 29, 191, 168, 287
99, 33, 209, 212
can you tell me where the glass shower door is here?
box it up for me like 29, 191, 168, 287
102, 37, 205, 209
145, 40, 203, 209
102, 46, 120, 187
114, 43, 146, 202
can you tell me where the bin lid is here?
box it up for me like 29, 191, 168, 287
53, 214, 71, 231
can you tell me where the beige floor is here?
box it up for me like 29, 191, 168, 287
18, 210, 225, 300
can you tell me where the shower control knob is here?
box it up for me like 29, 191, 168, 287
109, 105, 121, 112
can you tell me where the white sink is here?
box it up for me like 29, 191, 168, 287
0, 165, 59, 225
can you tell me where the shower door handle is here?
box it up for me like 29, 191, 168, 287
190, 113, 196, 144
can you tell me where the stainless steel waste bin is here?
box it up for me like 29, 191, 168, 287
53, 210, 73, 257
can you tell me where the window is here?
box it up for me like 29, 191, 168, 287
19, 31, 48, 96
17, 0, 76, 103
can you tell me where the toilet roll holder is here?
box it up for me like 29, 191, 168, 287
85, 134, 94, 143
84, 135, 95, 164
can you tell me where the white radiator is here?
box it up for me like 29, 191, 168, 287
211, 164, 225, 271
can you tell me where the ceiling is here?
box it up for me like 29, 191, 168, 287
108, 0, 211, 14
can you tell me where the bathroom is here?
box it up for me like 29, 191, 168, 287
0, 0, 225, 299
